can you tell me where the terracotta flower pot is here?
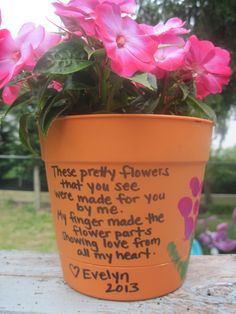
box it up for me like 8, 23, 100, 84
40, 114, 213, 301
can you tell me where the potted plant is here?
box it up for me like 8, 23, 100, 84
0, 0, 232, 301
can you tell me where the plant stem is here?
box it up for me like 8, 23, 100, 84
158, 75, 169, 114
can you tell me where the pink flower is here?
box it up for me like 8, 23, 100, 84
16, 23, 45, 49
102, 0, 137, 14
53, 0, 137, 17
140, 17, 189, 39
155, 17, 190, 36
0, 22, 61, 101
53, 0, 100, 36
53, 0, 97, 20
53, 0, 137, 36
34, 32, 61, 59
95, 3, 156, 77
2, 84, 21, 105
140, 18, 189, 78
0, 28, 34, 88
48, 80, 63, 91
153, 35, 189, 78
15, 23, 46, 71
184, 35, 232, 99
15, 23, 61, 70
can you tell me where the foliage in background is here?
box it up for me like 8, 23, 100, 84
205, 146, 236, 194
0, 106, 47, 190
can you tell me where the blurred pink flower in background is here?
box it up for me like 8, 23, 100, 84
198, 208, 236, 253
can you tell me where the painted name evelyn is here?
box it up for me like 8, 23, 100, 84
70, 264, 130, 283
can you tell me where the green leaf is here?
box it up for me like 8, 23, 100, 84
127, 95, 160, 114
127, 73, 157, 90
167, 242, 180, 263
142, 98, 160, 114
86, 48, 105, 60
40, 103, 70, 136
39, 93, 71, 136
34, 39, 94, 75
186, 94, 217, 122
64, 77, 93, 91
179, 84, 189, 101
19, 113, 36, 155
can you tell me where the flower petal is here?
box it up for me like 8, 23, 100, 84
2, 85, 21, 105
178, 197, 193, 217
184, 35, 232, 99
184, 216, 194, 240
190, 177, 201, 197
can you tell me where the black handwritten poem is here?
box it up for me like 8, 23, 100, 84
48, 164, 171, 295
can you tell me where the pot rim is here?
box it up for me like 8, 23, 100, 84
56, 113, 214, 126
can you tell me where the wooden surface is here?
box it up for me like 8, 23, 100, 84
0, 251, 236, 314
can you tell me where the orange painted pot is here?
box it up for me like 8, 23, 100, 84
40, 114, 213, 301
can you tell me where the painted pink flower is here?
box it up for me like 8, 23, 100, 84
189, 176, 202, 197
184, 35, 232, 99
53, 0, 137, 36
95, 3, 156, 77
178, 176, 202, 240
